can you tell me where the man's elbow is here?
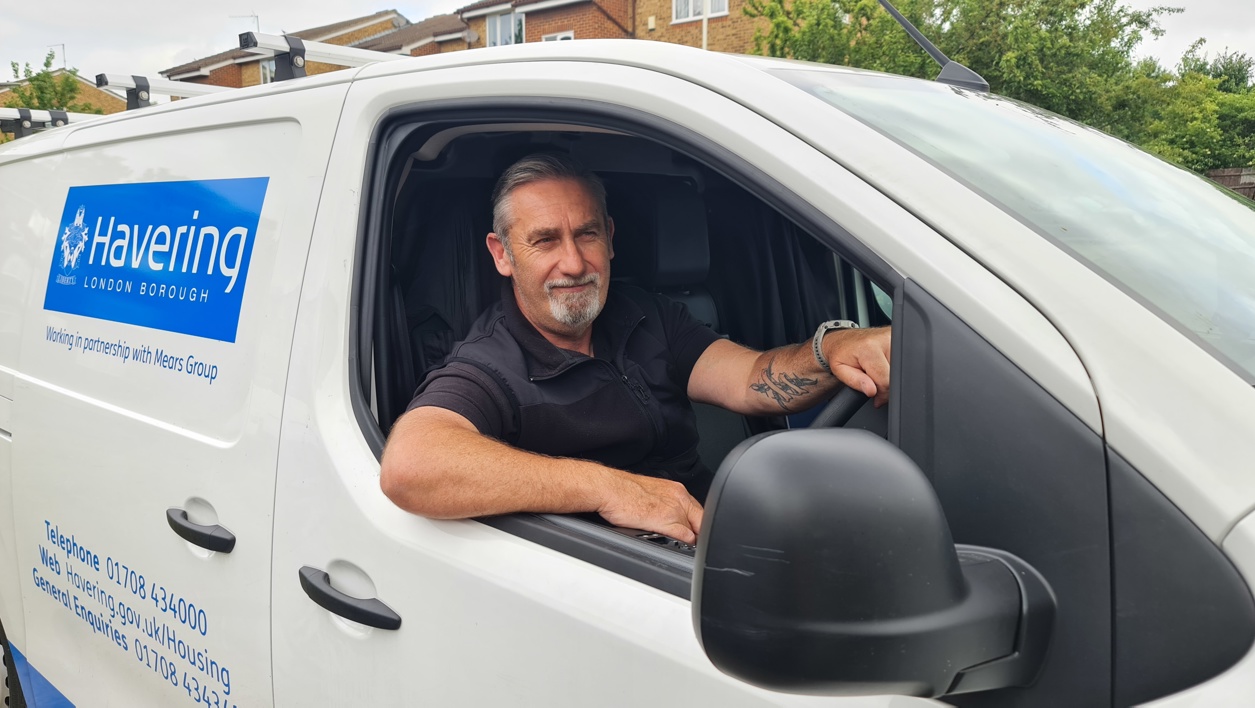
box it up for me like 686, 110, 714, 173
380, 433, 443, 517
380, 451, 419, 512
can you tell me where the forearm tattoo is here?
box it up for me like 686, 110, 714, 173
750, 359, 820, 412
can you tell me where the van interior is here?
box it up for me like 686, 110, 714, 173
358, 118, 891, 586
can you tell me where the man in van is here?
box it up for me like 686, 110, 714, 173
380, 154, 891, 544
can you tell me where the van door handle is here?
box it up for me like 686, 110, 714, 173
298, 566, 402, 630
166, 508, 237, 553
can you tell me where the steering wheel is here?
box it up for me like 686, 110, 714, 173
809, 385, 869, 428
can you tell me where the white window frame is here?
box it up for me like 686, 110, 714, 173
672, 0, 728, 23
542, 30, 575, 41
260, 58, 276, 84
487, 12, 526, 46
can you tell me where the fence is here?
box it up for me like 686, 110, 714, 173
1206, 168, 1255, 200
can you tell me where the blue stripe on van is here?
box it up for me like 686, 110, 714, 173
9, 643, 75, 708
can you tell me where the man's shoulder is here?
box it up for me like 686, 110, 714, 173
607, 282, 670, 320
449, 300, 512, 355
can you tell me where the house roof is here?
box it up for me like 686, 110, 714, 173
457, 0, 510, 14
456, 0, 588, 14
290, 9, 405, 42
161, 9, 408, 77
357, 14, 467, 52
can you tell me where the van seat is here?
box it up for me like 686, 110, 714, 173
605, 174, 751, 473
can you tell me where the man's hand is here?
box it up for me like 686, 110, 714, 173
596, 471, 704, 545
823, 326, 892, 408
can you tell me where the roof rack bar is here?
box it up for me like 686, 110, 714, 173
277, 36, 307, 81
239, 32, 403, 82
96, 74, 231, 110
1, 107, 102, 138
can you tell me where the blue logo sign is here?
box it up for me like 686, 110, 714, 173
43, 178, 269, 343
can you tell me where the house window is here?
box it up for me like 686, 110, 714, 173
673, 0, 728, 22
260, 59, 276, 84
487, 12, 525, 46
542, 31, 574, 41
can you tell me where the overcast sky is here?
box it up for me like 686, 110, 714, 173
2, 0, 1251, 81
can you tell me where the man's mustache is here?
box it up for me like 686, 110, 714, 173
545, 273, 600, 293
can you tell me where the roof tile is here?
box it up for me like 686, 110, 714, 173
358, 14, 467, 52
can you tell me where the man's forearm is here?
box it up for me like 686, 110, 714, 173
380, 408, 706, 542
381, 409, 615, 519
744, 344, 837, 415
740, 326, 892, 414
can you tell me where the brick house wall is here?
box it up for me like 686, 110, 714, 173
602, 0, 634, 33
184, 62, 244, 89
67, 84, 127, 114
526, 2, 632, 41
464, 16, 491, 49
634, 0, 764, 52
439, 40, 470, 53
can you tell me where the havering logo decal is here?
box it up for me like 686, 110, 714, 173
43, 178, 270, 343
56, 205, 90, 283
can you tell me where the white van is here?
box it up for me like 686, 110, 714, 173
2, 39, 1254, 708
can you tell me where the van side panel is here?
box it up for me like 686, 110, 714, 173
8, 84, 347, 706
0, 148, 64, 663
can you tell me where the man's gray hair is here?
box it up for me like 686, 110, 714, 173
491, 153, 608, 254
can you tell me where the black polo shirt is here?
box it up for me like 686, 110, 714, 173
408, 283, 722, 498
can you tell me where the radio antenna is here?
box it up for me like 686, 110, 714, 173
876, 0, 989, 92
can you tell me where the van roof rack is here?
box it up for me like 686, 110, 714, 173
238, 31, 404, 82
96, 74, 232, 110
877, 0, 989, 93
1, 107, 102, 138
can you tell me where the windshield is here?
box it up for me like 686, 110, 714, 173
778, 68, 1255, 383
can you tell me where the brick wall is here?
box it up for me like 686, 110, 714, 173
67, 84, 127, 114
633, 0, 764, 52
439, 39, 470, 53
187, 62, 244, 89
306, 60, 350, 77
598, 0, 634, 36
412, 43, 441, 57
465, 16, 490, 49
242, 61, 265, 87
526, 2, 631, 41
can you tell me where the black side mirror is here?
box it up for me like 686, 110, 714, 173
693, 429, 1054, 697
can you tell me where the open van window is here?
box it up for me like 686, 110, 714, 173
351, 110, 892, 594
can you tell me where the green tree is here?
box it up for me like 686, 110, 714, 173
1169, 42, 1255, 168
2, 50, 101, 143
742, 0, 1255, 172
744, 0, 1176, 125
4, 50, 102, 113
1179, 40, 1253, 94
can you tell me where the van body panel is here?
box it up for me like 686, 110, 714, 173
1143, 511, 1255, 705
6, 84, 348, 705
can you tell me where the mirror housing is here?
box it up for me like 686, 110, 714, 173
693, 429, 1054, 697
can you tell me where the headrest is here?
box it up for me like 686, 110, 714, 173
608, 176, 709, 289
651, 188, 710, 288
